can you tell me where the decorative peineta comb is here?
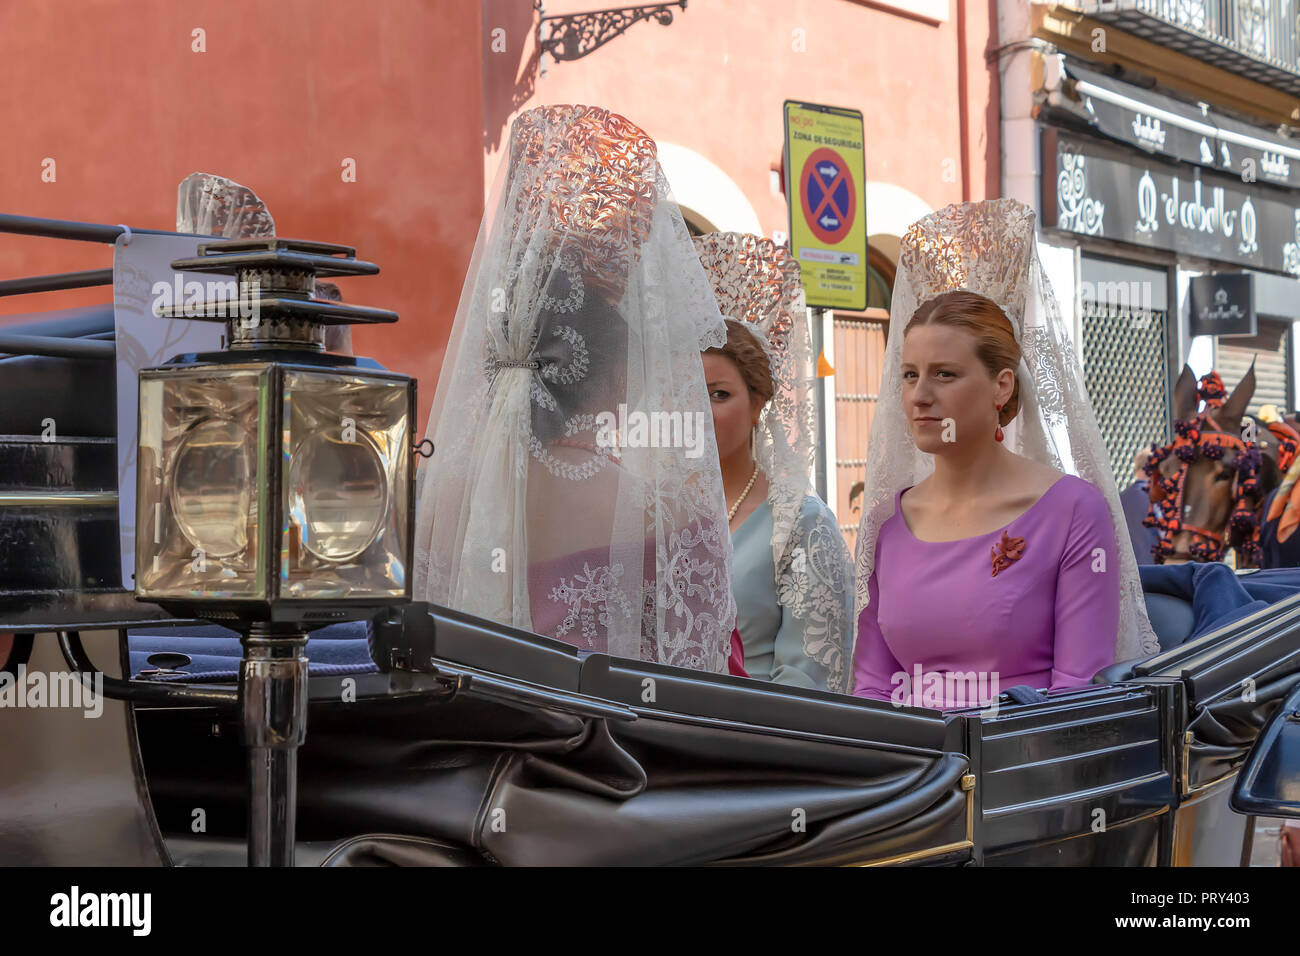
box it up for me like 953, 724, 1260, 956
691, 232, 803, 360
507, 105, 659, 304
898, 198, 1036, 328
177, 172, 276, 239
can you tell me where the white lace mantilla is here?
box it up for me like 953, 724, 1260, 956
693, 232, 854, 692
414, 104, 735, 674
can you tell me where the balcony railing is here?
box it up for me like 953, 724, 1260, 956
1076, 1, 1300, 95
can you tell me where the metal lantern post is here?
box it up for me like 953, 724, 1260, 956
133, 238, 416, 866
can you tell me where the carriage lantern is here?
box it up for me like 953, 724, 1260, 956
134, 237, 417, 865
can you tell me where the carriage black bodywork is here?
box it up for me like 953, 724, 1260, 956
2, 218, 1299, 867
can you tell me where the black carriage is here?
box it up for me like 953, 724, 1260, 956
2, 215, 1298, 867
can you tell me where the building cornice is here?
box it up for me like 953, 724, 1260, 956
1034, 4, 1300, 126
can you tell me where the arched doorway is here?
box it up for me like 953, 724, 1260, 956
656, 142, 762, 236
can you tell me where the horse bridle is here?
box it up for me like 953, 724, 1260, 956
1141, 367, 1291, 564
1144, 413, 1255, 563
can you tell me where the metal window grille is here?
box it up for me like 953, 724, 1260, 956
1215, 318, 1292, 417
1081, 297, 1171, 488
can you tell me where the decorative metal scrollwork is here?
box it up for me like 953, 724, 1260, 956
537, 1, 687, 67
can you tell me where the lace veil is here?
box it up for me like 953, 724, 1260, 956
412, 105, 736, 673
852, 199, 1159, 663
694, 233, 853, 692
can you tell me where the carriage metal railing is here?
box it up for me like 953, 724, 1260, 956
1076, 1, 1300, 96
0, 213, 173, 623
0, 215, 136, 585
0, 212, 209, 360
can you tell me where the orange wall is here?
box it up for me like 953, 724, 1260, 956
0, 0, 484, 405
1, 0, 998, 405
483, 0, 1000, 235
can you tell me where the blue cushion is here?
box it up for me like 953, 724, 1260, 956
128, 621, 376, 681
1144, 591, 1196, 650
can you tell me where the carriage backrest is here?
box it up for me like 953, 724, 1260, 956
0, 306, 119, 592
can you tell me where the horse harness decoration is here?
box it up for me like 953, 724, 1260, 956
1143, 372, 1299, 564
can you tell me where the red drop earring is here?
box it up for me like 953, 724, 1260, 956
994, 405, 1004, 443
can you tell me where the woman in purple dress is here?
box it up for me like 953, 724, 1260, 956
851, 200, 1159, 709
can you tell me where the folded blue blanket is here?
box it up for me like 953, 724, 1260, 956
1138, 563, 1300, 640
127, 621, 376, 681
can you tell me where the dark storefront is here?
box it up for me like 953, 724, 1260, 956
1037, 58, 1300, 483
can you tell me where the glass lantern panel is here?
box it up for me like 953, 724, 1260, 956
281, 369, 410, 599
135, 366, 269, 598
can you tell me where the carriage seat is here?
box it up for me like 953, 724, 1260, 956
1091, 590, 1195, 685
1142, 591, 1197, 650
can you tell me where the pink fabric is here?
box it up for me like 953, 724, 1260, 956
528, 544, 745, 675
528, 546, 617, 653
853, 475, 1119, 709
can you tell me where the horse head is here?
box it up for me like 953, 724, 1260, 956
1144, 362, 1290, 566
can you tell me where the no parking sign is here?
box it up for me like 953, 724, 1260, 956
784, 101, 867, 310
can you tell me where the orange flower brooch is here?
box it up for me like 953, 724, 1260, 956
990, 530, 1026, 577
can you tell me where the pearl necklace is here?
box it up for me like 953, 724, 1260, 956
728, 463, 759, 522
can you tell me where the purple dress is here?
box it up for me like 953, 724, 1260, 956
853, 474, 1119, 709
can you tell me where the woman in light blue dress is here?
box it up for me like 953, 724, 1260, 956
695, 233, 854, 693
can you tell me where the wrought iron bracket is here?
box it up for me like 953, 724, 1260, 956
537, 1, 686, 69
